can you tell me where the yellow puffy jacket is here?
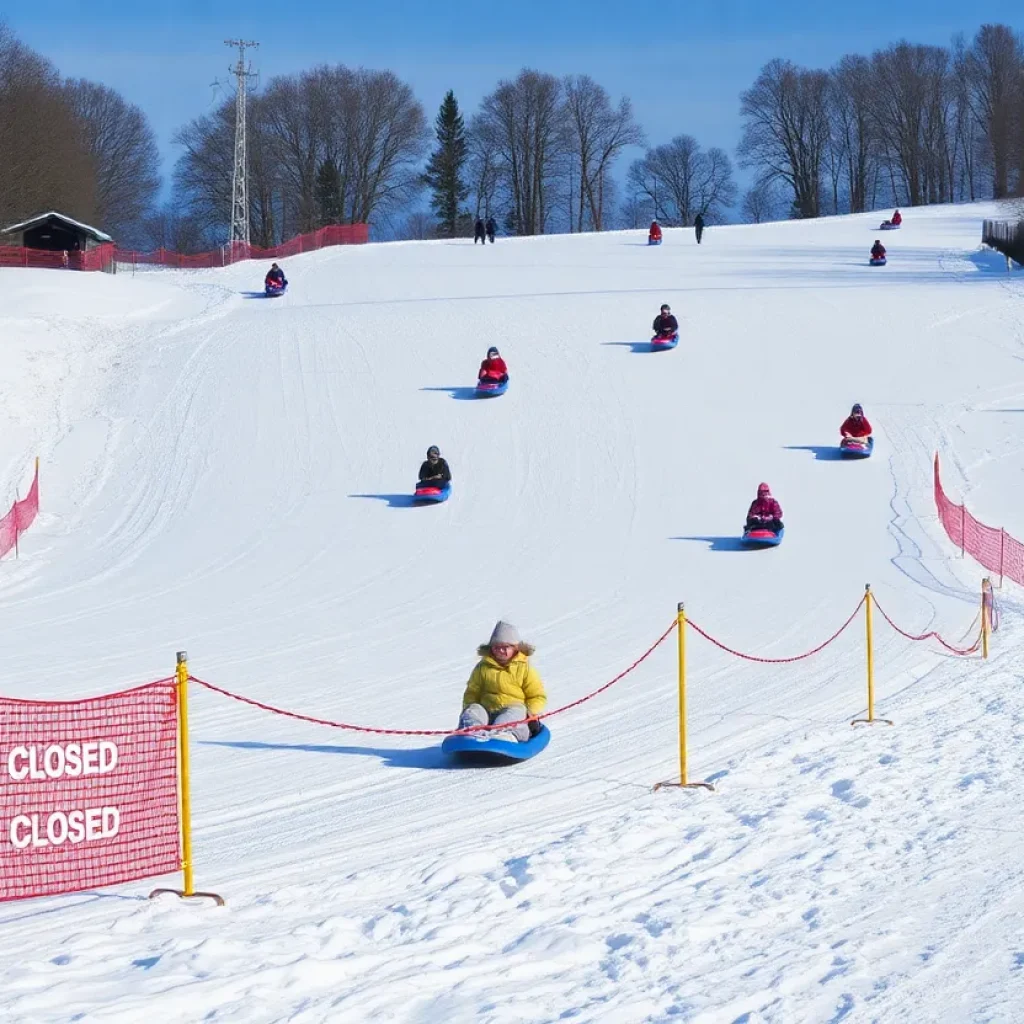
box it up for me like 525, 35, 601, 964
462, 648, 547, 716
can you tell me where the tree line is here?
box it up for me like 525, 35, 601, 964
738, 25, 1024, 221
2, 19, 1022, 250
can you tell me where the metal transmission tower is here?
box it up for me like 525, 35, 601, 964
225, 39, 258, 248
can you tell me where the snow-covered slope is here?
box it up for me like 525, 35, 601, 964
2, 204, 1024, 1023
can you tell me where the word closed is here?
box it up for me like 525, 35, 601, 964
6, 740, 119, 781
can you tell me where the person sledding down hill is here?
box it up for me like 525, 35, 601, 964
458, 621, 547, 742
265, 263, 287, 289
649, 219, 662, 244
840, 403, 872, 441
478, 346, 508, 384
652, 303, 678, 339
745, 482, 784, 535
870, 240, 886, 261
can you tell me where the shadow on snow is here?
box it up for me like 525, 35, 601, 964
783, 444, 845, 461
670, 536, 748, 552
602, 340, 657, 354
200, 739, 457, 770
420, 386, 481, 400
349, 493, 418, 508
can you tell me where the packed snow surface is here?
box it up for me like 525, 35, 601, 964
2, 205, 1024, 1023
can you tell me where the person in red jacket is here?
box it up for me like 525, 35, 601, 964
745, 482, 783, 534
478, 346, 508, 384
891, 209, 902, 226
649, 220, 662, 243
840, 403, 872, 440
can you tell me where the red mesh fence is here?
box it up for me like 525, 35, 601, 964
0, 461, 39, 561
934, 453, 1024, 585
0, 244, 114, 272
0, 680, 180, 902
114, 223, 369, 270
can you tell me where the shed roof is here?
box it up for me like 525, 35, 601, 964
1, 211, 113, 243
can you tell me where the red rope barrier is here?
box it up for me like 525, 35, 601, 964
686, 597, 865, 663
188, 620, 678, 736
871, 597, 981, 656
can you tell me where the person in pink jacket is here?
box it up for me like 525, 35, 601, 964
745, 482, 783, 534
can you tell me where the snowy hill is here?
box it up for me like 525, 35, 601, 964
2, 204, 1024, 1022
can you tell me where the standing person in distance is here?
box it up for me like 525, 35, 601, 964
694, 212, 705, 244
419, 446, 451, 486
485, 216, 497, 243
652, 303, 678, 340
474, 217, 486, 245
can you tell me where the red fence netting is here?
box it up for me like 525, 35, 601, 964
0, 223, 368, 274
934, 452, 1024, 585
0, 460, 39, 561
114, 223, 369, 270
0, 680, 180, 902
0, 244, 115, 272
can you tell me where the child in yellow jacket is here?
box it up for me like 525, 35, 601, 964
458, 621, 547, 742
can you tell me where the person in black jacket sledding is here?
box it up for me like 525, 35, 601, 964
485, 216, 497, 243
652, 303, 679, 339
474, 218, 486, 244
694, 213, 705, 244
871, 240, 886, 260
419, 445, 452, 485
265, 263, 287, 289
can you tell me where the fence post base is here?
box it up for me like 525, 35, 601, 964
653, 780, 715, 792
851, 717, 894, 727
148, 886, 225, 907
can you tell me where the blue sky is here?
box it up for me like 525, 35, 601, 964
7, 2, 1023, 201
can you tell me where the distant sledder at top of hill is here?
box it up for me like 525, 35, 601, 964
839, 403, 874, 457
648, 220, 662, 245
742, 482, 784, 546
442, 620, 551, 762
651, 304, 679, 349
880, 209, 902, 230
265, 263, 287, 296
869, 241, 887, 266
414, 446, 451, 502
476, 346, 509, 395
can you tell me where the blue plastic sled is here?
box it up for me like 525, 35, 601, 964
442, 723, 551, 763
840, 437, 874, 459
476, 378, 509, 397
648, 237, 662, 246
869, 257, 887, 266
413, 481, 451, 503
742, 527, 785, 548
265, 283, 288, 297
651, 333, 679, 351
879, 222, 901, 231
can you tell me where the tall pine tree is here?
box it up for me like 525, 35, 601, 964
315, 158, 343, 227
423, 91, 469, 237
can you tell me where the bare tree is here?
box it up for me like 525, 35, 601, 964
741, 177, 783, 223
962, 25, 1023, 199
628, 135, 735, 225
738, 59, 830, 218
467, 128, 500, 219
562, 75, 645, 231
64, 79, 161, 242
473, 70, 567, 235
0, 23, 96, 229
828, 55, 878, 213
868, 43, 954, 206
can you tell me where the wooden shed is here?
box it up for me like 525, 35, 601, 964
1, 212, 113, 252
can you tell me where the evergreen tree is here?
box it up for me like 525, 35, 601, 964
423, 91, 469, 237
315, 158, 343, 226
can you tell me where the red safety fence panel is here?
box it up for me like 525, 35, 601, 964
114, 223, 369, 270
934, 453, 1024, 585
0, 244, 115, 272
0, 461, 39, 560
0, 680, 180, 902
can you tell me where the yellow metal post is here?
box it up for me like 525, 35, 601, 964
176, 651, 195, 897
149, 651, 224, 905
981, 578, 991, 660
655, 603, 713, 792
853, 585, 892, 727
